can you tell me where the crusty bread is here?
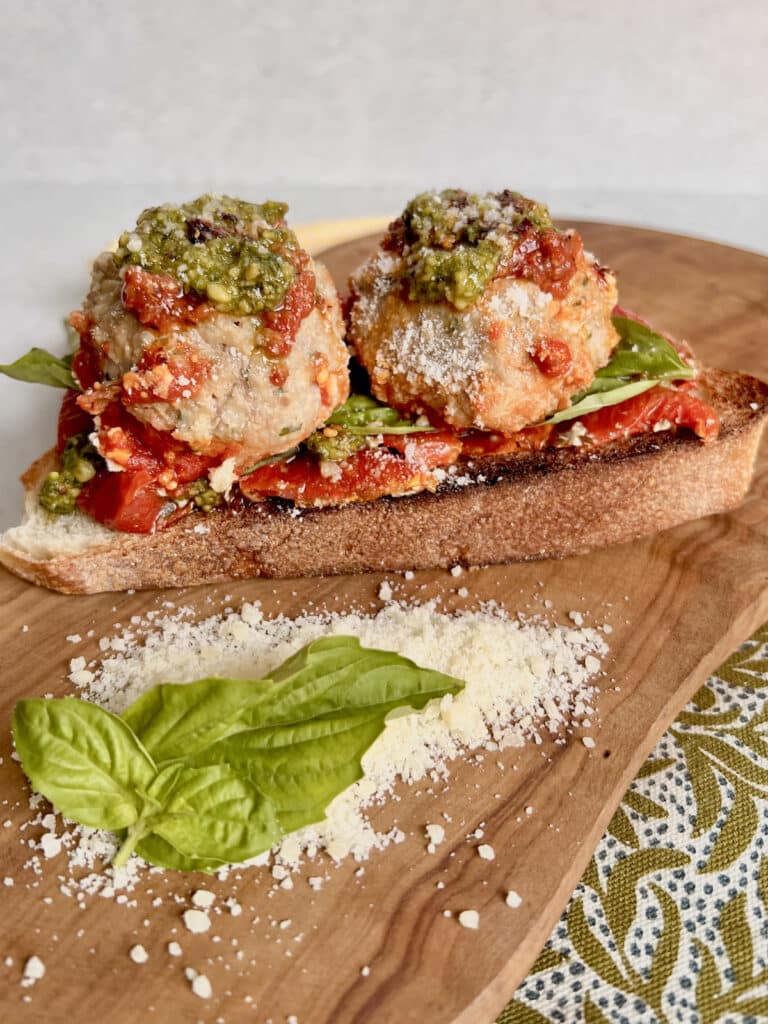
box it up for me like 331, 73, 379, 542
1, 368, 766, 594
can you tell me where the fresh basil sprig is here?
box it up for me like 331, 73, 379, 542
326, 394, 434, 436
544, 316, 695, 426
0, 348, 78, 390
13, 637, 464, 872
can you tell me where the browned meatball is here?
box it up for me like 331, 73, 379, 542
82, 252, 348, 464
348, 190, 619, 434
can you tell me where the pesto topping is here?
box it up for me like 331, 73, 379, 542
304, 394, 434, 462
304, 428, 368, 462
115, 194, 299, 315
174, 478, 224, 513
39, 435, 103, 516
397, 189, 553, 311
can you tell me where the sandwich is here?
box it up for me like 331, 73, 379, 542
1, 189, 766, 594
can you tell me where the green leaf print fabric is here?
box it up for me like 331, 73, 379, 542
498, 624, 768, 1024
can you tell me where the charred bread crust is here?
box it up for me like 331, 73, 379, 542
2, 368, 767, 594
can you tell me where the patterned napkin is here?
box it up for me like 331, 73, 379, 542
499, 625, 768, 1024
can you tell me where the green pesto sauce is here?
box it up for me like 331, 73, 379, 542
303, 428, 368, 462
39, 435, 102, 516
400, 189, 553, 311
115, 194, 299, 315
175, 478, 223, 513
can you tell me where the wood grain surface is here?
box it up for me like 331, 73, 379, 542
0, 223, 767, 1024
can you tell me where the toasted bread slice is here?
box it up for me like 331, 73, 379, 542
1, 368, 766, 594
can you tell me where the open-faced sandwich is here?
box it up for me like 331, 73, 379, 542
1, 190, 766, 593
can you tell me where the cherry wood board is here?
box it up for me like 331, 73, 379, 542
0, 223, 767, 1024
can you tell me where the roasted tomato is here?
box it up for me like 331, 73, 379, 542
530, 337, 573, 378
74, 400, 223, 532
460, 425, 554, 456
574, 386, 719, 444
240, 431, 461, 506
77, 468, 169, 533
95, 402, 217, 481
56, 390, 94, 452
499, 226, 583, 299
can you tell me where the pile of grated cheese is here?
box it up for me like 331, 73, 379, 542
55, 590, 607, 884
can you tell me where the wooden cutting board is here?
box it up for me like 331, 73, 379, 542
0, 223, 766, 1024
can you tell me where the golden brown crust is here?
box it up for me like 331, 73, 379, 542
347, 247, 619, 432
1, 369, 766, 594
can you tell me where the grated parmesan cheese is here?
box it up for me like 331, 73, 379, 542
458, 910, 480, 930
18, 594, 604, 892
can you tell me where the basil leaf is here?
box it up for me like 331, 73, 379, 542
132, 833, 224, 873
0, 348, 78, 389
249, 636, 464, 728
14, 638, 465, 872
184, 637, 465, 831
544, 379, 658, 426
240, 448, 298, 477
125, 637, 464, 765
122, 677, 273, 764
193, 710, 385, 832
12, 698, 157, 830
326, 394, 433, 435
603, 317, 695, 381
543, 316, 696, 426
138, 762, 281, 866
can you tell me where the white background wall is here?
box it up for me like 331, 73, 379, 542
4, 0, 768, 197
0, 0, 766, 527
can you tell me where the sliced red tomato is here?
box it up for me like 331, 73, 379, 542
95, 402, 216, 482
240, 431, 461, 506
77, 468, 169, 533
573, 386, 719, 444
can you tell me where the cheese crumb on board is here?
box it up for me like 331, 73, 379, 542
425, 824, 445, 846
477, 844, 495, 861
191, 888, 215, 909
21, 955, 45, 986
458, 910, 480, 930
167, 942, 182, 957
182, 909, 211, 933
191, 973, 213, 999
505, 889, 522, 908
129, 944, 149, 964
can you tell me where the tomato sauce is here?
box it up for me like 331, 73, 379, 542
261, 251, 316, 358
121, 339, 211, 405
121, 266, 213, 331
530, 337, 572, 378
499, 227, 583, 299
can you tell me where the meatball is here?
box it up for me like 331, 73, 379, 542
348, 190, 619, 434
81, 251, 348, 464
